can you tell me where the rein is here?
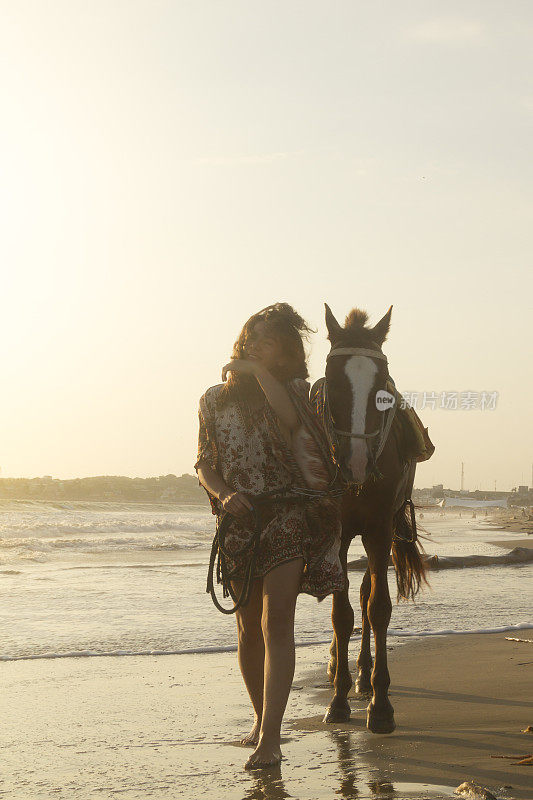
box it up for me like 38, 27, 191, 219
207, 484, 345, 614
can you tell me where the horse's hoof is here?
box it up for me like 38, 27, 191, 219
323, 700, 351, 723
366, 707, 396, 734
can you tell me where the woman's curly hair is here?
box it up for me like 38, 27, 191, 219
218, 303, 314, 407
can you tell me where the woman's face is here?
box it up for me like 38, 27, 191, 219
243, 321, 285, 372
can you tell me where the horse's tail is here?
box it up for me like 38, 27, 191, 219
391, 500, 428, 602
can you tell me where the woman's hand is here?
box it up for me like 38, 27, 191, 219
197, 465, 253, 518
221, 358, 263, 382
220, 489, 254, 518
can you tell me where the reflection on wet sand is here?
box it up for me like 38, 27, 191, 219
240, 764, 289, 800
330, 729, 361, 799
329, 729, 398, 799
238, 728, 450, 800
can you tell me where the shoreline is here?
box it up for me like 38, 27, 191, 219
3, 623, 533, 663
2, 633, 532, 799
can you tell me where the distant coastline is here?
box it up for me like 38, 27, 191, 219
2, 476, 531, 510
0, 474, 209, 505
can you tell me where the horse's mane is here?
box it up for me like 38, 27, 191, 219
344, 308, 369, 331
325, 301, 392, 348
338, 307, 380, 347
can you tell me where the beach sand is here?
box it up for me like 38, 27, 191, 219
2, 633, 532, 799
489, 539, 533, 551
486, 510, 533, 537
294, 634, 533, 799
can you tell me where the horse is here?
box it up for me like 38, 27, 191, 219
311, 304, 429, 734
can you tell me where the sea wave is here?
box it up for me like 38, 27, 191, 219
0, 508, 215, 561
0, 516, 214, 537
2, 623, 532, 662
0, 500, 208, 513
61, 561, 206, 570
347, 546, 533, 571
0, 535, 213, 565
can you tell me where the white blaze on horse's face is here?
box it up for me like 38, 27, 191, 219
343, 355, 378, 483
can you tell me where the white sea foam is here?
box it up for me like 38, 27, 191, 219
388, 622, 533, 637
2, 623, 532, 662
61, 562, 206, 570
0, 514, 213, 537
0, 535, 210, 552
0, 504, 215, 563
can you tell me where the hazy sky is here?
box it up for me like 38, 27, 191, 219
1, 1, 532, 490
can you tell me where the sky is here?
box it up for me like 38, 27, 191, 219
1, 1, 532, 491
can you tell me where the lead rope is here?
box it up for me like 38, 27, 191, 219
406, 498, 418, 543
206, 483, 345, 615
206, 503, 263, 614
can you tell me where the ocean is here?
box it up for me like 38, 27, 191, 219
0, 500, 532, 662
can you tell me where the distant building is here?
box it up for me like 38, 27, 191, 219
441, 497, 508, 509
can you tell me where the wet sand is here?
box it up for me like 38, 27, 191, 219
486, 510, 533, 536
489, 538, 533, 550
293, 634, 533, 799
1, 633, 532, 799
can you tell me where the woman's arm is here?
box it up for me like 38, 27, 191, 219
255, 367, 299, 434
195, 392, 253, 518
196, 462, 253, 518
221, 360, 299, 442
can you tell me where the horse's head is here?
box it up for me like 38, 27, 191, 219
324, 303, 393, 485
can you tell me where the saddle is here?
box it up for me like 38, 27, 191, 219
386, 380, 435, 463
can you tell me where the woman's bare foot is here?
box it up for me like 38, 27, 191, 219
244, 738, 282, 770
241, 718, 261, 746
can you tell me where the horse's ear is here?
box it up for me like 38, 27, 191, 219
371, 306, 393, 345
324, 303, 343, 341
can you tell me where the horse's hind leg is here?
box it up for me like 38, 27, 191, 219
355, 567, 372, 695
365, 526, 395, 734
324, 544, 354, 723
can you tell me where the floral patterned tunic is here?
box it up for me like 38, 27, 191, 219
194, 378, 345, 600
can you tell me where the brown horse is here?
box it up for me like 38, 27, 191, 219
311, 304, 428, 734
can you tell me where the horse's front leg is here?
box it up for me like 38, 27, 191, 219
364, 525, 395, 734
355, 567, 372, 695
327, 633, 336, 682
324, 543, 354, 723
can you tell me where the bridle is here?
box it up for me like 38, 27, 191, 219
315, 346, 400, 487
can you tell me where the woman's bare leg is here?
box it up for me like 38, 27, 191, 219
245, 557, 304, 769
232, 577, 264, 745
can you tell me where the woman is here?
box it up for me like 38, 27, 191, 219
195, 303, 344, 769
